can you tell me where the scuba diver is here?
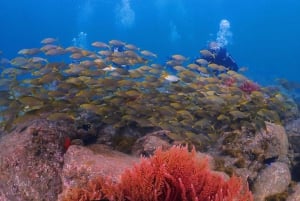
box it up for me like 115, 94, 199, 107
203, 41, 239, 72
199, 19, 239, 72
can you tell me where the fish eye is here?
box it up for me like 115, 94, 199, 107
82, 123, 91, 131
77, 123, 91, 131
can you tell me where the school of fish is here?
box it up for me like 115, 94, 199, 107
0, 37, 297, 149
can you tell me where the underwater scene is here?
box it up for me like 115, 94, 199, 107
0, 0, 300, 201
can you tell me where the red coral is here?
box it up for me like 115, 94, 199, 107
239, 80, 260, 94
117, 146, 253, 201
223, 77, 236, 87
62, 146, 253, 201
63, 137, 71, 151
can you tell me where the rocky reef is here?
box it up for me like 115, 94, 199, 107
0, 38, 300, 200
0, 117, 299, 200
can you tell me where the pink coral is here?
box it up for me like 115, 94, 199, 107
239, 80, 260, 94
224, 77, 236, 87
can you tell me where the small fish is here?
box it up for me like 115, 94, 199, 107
10, 57, 28, 66
208, 63, 226, 71
197, 66, 209, 74
70, 52, 84, 59
41, 37, 57, 44
173, 65, 186, 71
91, 41, 109, 48
140, 50, 157, 58
166, 60, 182, 66
45, 47, 65, 56
163, 74, 180, 82
103, 65, 117, 71
109, 39, 125, 47
195, 58, 209, 66
18, 48, 40, 55
98, 50, 112, 56
124, 50, 139, 58
18, 96, 44, 107
238, 66, 248, 73
94, 58, 105, 66
200, 49, 215, 59
171, 54, 187, 61
125, 44, 139, 51
47, 112, 75, 122
28, 57, 48, 63
40, 44, 58, 52
229, 110, 249, 120
65, 46, 81, 53
187, 63, 200, 70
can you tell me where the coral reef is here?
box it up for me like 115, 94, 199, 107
61, 146, 253, 201
1, 38, 299, 200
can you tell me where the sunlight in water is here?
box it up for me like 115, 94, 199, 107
169, 21, 181, 43
116, 0, 135, 28
77, 0, 93, 30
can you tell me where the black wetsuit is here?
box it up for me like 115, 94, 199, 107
205, 47, 239, 72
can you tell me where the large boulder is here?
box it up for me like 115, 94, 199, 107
58, 144, 139, 200
285, 118, 300, 155
285, 118, 300, 180
0, 120, 66, 201
287, 183, 300, 201
131, 130, 173, 156
212, 122, 290, 178
253, 162, 291, 201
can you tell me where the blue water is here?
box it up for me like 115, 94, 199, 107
0, 0, 300, 85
